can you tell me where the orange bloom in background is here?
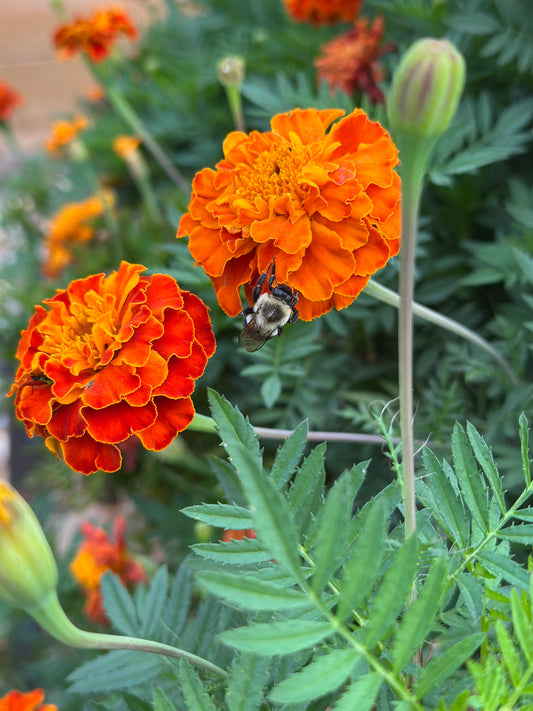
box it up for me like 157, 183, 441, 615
70, 515, 147, 625
54, 7, 138, 63
46, 115, 88, 153
0, 689, 57, 711
0, 80, 24, 122
177, 107, 401, 321
221, 529, 257, 541
8, 261, 216, 475
113, 134, 142, 159
315, 16, 394, 104
283, 0, 363, 25
42, 193, 112, 279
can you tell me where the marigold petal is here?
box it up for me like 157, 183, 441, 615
81, 365, 140, 409
82, 400, 157, 444
16, 385, 53, 426
250, 214, 312, 255
153, 308, 194, 359
144, 273, 184, 318
59, 434, 122, 475
210, 254, 254, 317
125, 350, 168, 407
355, 222, 394, 275
182, 291, 216, 357
47, 400, 87, 440
154, 343, 207, 398
271, 107, 345, 143
136, 396, 195, 451
187, 225, 239, 278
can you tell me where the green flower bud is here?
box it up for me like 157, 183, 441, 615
0, 481, 58, 611
217, 55, 246, 89
388, 38, 465, 143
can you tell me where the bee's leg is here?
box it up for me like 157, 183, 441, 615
241, 306, 254, 317
268, 258, 278, 290
288, 307, 299, 324
253, 270, 268, 301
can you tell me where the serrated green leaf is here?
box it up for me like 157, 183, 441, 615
220, 620, 334, 655
268, 648, 360, 704
332, 673, 382, 711
414, 633, 485, 699
140, 566, 167, 637
520, 413, 531, 486
288, 443, 326, 532
152, 687, 178, 711
67, 651, 162, 694
336, 499, 386, 623
208, 390, 305, 584
208, 455, 246, 507
101, 572, 139, 636
225, 654, 269, 711
466, 422, 505, 513
510, 588, 533, 662
311, 469, 355, 595
122, 691, 153, 711
420, 449, 469, 549
513, 507, 533, 522
196, 570, 312, 611
182, 502, 253, 528
477, 550, 530, 591
270, 420, 309, 490
191, 538, 271, 565
496, 524, 533, 544
495, 619, 523, 686
451, 424, 490, 531
365, 535, 418, 649
392, 557, 448, 673
178, 661, 217, 711
162, 561, 193, 642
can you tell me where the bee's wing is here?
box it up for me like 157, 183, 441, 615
238, 318, 274, 352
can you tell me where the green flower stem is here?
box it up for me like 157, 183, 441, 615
365, 280, 514, 381
29, 590, 227, 679
89, 63, 189, 194
189, 413, 401, 445
397, 137, 432, 540
224, 85, 245, 133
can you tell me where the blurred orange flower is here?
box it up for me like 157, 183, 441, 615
46, 115, 88, 154
113, 135, 142, 159
0, 689, 56, 711
177, 108, 401, 321
0, 80, 24, 122
315, 17, 394, 104
42, 193, 112, 279
283, 0, 362, 25
70, 515, 147, 625
8, 261, 216, 475
221, 529, 257, 541
53, 7, 138, 63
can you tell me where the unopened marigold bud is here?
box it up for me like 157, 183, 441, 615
387, 37, 465, 143
217, 55, 246, 89
0, 481, 58, 611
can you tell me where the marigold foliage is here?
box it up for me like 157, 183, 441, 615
177, 107, 401, 321
53, 7, 138, 63
0, 689, 57, 711
8, 261, 216, 475
0, 80, 24, 121
70, 515, 147, 625
283, 0, 363, 25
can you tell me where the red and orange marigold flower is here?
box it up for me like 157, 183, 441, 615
177, 107, 401, 321
53, 7, 138, 63
8, 261, 216, 475
283, 0, 363, 25
0, 80, 24, 122
70, 515, 147, 625
315, 17, 394, 104
46, 115, 88, 154
0, 689, 56, 711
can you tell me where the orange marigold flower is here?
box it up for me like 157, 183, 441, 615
221, 529, 257, 541
53, 7, 138, 63
7, 261, 216, 475
70, 515, 147, 625
0, 689, 57, 711
0, 80, 24, 122
315, 17, 394, 104
113, 135, 141, 159
283, 0, 362, 25
177, 108, 401, 321
46, 115, 88, 153
42, 193, 112, 279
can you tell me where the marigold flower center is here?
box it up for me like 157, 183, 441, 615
236, 142, 307, 203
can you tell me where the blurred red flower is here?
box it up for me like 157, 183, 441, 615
53, 7, 138, 63
8, 261, 216, 475
70, 515, 147, 625
0, 689, 56, 711
315, 17, 394, 104
0, 80, 24, 122
177, 108, 400, 321
283, 0, 363, 25
221, 529, 257, 541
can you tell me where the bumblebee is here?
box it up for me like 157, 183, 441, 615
239, 260, 299, 352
